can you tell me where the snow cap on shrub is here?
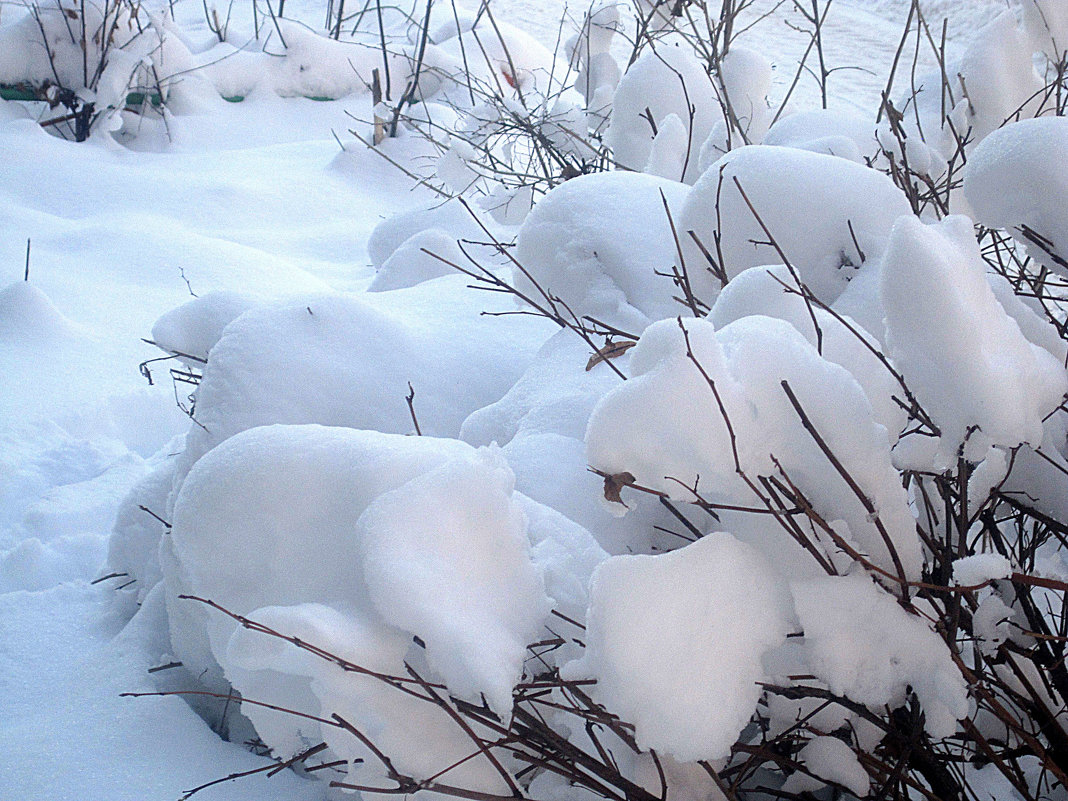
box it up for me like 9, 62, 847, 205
586, 315, 922, 582
514, 170, 691, 330
964, 116, 1068, 276
356, 447, 550, 716
792, 574, 969, 739
566, 532, 791, 762
606, 44, 719, 184
677, 145, 911, 306
880, 214, 1068, 465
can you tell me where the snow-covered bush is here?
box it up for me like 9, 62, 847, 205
0, 0, 190, 140
97, 2, 1068, 801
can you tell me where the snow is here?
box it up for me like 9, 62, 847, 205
791, 574, 969, 739
0, 281, 82, 343
150, 290, 256, 363
605, 44, 719, 184
0, 582, 322, 801
565, 532, 792, 762
1021, 0, 1068, 61
167, 277, 553, 496
763, 108, 878, 163
880, 214, 1068, 465
585, 317, 754, 502
586, 315, 922, 581
368, 228, 461, 292
514, 170, 691, 331
972, 592, 1017, 655
165, 425, 475, 684
357, 447, 549, 715
366, 200, 489, 270
964, 116, 1068, 274
954, 12, 1043, 143
677, 145, 911, 306
0, 0, 1060, 795
953, 553, 1014, 586
785, 735, 870, 797
710, 263, 906, 439
460, 330, 695, 555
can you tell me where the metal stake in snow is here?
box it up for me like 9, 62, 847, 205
24, 238, 30, 282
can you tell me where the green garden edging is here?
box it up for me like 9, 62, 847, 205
2, 84, 341, 107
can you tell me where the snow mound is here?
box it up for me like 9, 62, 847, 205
0, 98, 31, 122
880, 215, 1067, 464
585, 317, 752, 501
0, 281, 80, 343
784, 735, 870, 797
677, 145, 910, 305
461, 331, 691, 555
792, 574, 969, 739
194, 22, 405, 101
368, 228, 461, 292
461, 329, 622, 447
164, 424, 474, 688
566, 532, 791, 762
106, 458, 178, 602
514, 171, 691, 331
964, 116, 1068, 275
1021, 0, 1068, 61
169, 278, 553, 491
710, 263, 905, 440
986, 272, 1068, 364
0, 5, 193, 126
164, 422, 603, 765
954, 12, 1042, 143
433, 14, 556, 95
150, 291, 255, 364
367, 200, 488, 269
763, 109, 877, 163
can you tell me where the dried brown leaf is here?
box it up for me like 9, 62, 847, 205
603, 471, 637, 506
586, 340, 637, 372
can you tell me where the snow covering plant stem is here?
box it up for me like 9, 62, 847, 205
131, 595, 678, 801
18, 0, 173, 140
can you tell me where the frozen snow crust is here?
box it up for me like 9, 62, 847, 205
10, 0, 1068, 797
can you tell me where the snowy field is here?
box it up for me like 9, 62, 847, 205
1, 0, 1063, 799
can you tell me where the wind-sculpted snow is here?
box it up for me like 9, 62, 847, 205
791, 574, 969, 739
165, 424, 606, 766
357, 448, 549, 716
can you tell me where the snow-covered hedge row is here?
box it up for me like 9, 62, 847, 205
94, 1, 1068, 799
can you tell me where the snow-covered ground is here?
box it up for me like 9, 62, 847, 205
0, 0, 1023, 797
